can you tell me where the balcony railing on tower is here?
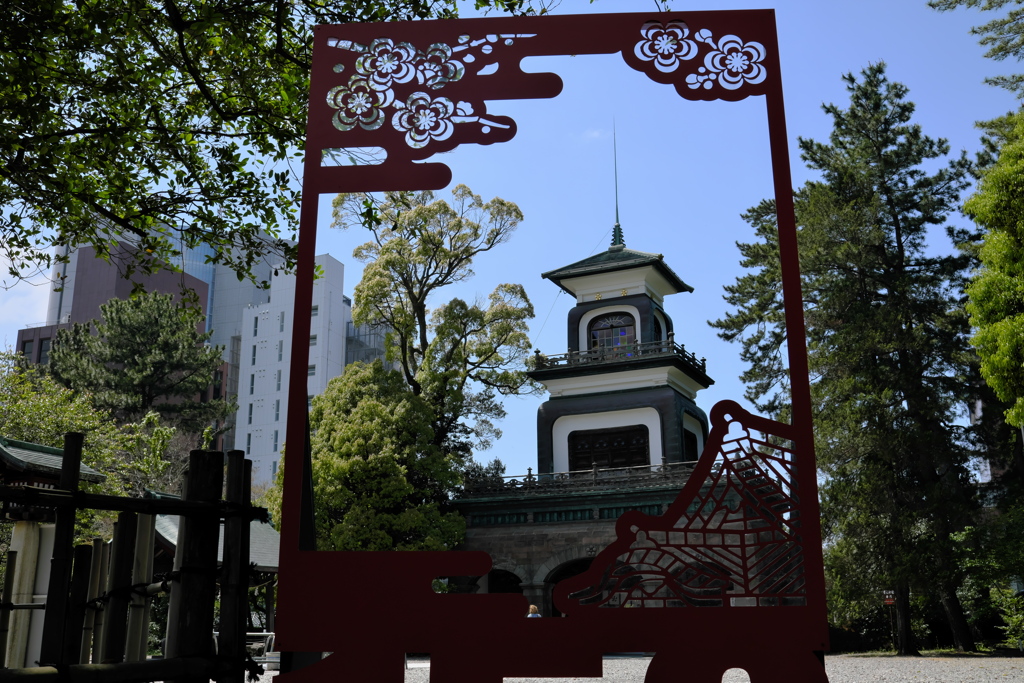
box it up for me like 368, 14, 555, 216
460, 460, 698, 499
531, 338, 707, 373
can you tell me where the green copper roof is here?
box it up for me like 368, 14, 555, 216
541, 244, 693, 296
0, 436, 106, 483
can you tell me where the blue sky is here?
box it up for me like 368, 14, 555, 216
2, 1, 1018, 477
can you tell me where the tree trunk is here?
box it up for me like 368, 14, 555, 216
894, 582, 919, 656
939, 585, 976, 652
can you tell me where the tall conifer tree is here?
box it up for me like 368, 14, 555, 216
712, 64, 977, 652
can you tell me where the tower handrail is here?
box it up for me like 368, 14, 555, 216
460, 460, 699, 498
532, 339, 706, 372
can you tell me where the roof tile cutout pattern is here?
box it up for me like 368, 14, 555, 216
562, 400, 805, 610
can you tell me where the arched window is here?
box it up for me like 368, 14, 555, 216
588, 312, 636, 353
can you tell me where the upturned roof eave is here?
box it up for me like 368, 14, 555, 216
541, 249, 693, 295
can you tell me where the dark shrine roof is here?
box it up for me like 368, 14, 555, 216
151, 490, 281, 572
541, 244, 693, 296
0, 436, 106, 483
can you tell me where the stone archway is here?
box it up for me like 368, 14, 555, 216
546, 558, 593, 618
530, 546, 600, 617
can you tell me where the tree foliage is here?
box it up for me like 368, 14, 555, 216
930, 0, 1024, 96
49, 291, 233, 432
0, 352, 186, 534
332, 184, 536, 458
963, 111, 1024, 427
712, 64, 978, 653
0, 1, 551, 290
277, 361, 466, 551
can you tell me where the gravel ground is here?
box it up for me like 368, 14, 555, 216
389, 653, 1024, 682
254, 653, 1024, 682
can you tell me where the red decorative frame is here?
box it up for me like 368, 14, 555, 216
278, 11, 828, 682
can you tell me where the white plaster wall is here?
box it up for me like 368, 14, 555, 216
682, 412, 706, 459
551, 407, 661, 473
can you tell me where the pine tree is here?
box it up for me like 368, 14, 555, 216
49, 292, 234, 432
712, 63, 977, 653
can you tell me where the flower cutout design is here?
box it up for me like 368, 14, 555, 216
418, 43, 465, 89
355, 38, 418, 91
702, 35, 767, 90
634, 21, 697, 73
327, 78, 391, 131
392, 92, 456, 148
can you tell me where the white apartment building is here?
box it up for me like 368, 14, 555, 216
236, 255, 350, 486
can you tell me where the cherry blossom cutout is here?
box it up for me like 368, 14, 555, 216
634, 20, 699, 73
325, 33, 532, 147
686, 29, 767, 91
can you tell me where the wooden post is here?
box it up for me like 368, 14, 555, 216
134, 515, 156, 663
217, 453, 250, 683
165, 451, 223, 683
62, 544, 93, 664
91, 540, 110, 665
39, 432, 84, 666
81, 539, 103, 663
124, 515, 153, 662
101, 512, 138, 664
0, 551, 18, 668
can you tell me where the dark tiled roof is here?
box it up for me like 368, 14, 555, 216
155, 510, 280, 572
0, 437, 106, 483
541, 245, 692, 295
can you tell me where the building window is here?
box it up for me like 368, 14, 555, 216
279, 311, 285, 332
251, 344, 257, 365
248, 403, 253, 425
276, 369, 282, 391
588, 313, 636, 354
568, 424, 649, 471
311, 305, 319, 317
246, 433, 251, 455
39, 338, 51, 365
272, 460, 278, 477
307, 365, 316, 376
273, 430, 279, 452
309, 335, 317, 347
249, 374, 255, 395
253, 316, 259, 337
274, 399, 280, 421
21, 339, 34, 362
278, 339, 283, 362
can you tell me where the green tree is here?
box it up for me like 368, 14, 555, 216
711, 64, 978, 653
930, 0, 1024, 96
0, 352, 183, 537
0, 1, 548, 290
332, 184, 536, 459
0, 352, 125, 478
963, 111, 1024, 428
49, 291, 233, 432
269, 361, 466, 551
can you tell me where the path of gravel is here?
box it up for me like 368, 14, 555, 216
254, 653, 1023, 682
385, 653, 1024, 682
